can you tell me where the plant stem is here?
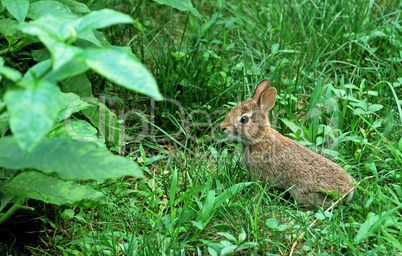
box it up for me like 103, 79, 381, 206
0, 196, 27, 225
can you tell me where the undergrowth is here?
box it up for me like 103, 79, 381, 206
1, 0, 402, 255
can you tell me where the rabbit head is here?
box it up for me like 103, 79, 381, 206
221, 79, 277, 145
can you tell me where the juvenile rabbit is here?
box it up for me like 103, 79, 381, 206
220, 79, 354, 208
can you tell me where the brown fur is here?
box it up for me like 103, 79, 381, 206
221, 79, 354, 208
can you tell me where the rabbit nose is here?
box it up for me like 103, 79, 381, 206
220, 122, 229, 131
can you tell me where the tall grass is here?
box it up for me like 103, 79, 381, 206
4, 0, 402, 255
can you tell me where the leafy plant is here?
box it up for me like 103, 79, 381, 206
0, 0, 162, 224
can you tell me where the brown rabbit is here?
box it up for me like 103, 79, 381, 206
220, 79, 354, 208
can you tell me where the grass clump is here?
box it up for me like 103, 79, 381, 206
1, 0, 402, 255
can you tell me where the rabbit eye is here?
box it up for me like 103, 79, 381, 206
240, 116, 249, 124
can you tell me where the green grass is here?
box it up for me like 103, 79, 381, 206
2, 0, 402, 255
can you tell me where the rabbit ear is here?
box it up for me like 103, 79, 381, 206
252, 79, 271, 101
260, 87, 277, 111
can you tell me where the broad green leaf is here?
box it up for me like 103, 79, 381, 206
271, 43, 279, 54
238, 229, 246, 243
4, 80, 63, 152
0, 112, 9, 136
57, 0, 90, 13
200, 190, 215, 223
79, 98, 120, 145
27, 1, 76, 20
354, 212, 379, 244
1, 0, 30, 23
48, 40, 82, 70
266, 218, 279, 229
75, 29, 101, 46
74, 9, 134, 34
20, 15, 75, 42
61, 209, 75, 219
0, 18, 19, 37
54, 94, 90, 122
0, 57, 22, 82
153, 0, 201, 18
0, 189, 16, 212
344, 83, 360, 90
1, 66, 23, 82
47, 59, 89, 82
76, 47, 162, 100
315, 212, 333, 220
24, 59, 89, 83
0, 137, 143, 180
221, 245, 237, 255
32, 48, 51, 62
61, 73, 93, 97
3, 171, 107, 207
48, 120, 102, 147
24, 9, 102, 47
217, 232, 237, 243
191, 221, 203, 230
368, 104, 383, 112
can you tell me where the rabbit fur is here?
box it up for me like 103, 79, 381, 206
220, 79, 354, 208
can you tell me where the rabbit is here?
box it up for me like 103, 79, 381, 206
220, 79, 354, 208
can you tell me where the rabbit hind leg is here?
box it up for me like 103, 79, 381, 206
292, 183, 332, 208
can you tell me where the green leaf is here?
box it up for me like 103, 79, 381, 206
1, 0, 30, 23
217, 232, 237, 243
317, 189, 340, 200
191, 221, 203, 230
53, 93, 89, 122
4, 80, 64, 152
0, 189, 17, 212
315, 212, 333, 220
266, 218, 279, 229
0, 18, 19, 38
61, 73, 93, 97
0, 136, 143, 180
368, 104, 383, 112
48, 120, 104, 147
221, 245, 237, 255
238, 229, 246, 243
76, 47, 162, 100
212, 182, 253, 212
61, 209, 75, 219
0, 112, 9, 136
20, 15, 75, 42
74, 9, 134, 34
79, 98, 120, 145
399, 137, 402, 151
47, 39, 83, 70
175, 184, 207, 206
153, 0, 201, 18
271, 43, 279, 54
57, 0, 90, 13
3, 171, 107, 207
0, 57, 22, 82
169, 168, 178, 221
200, 190, 215, 223
354, 212, 379, 244
308, 79, 324, 112
27, 1, 76, 20
280, 118, 301, 135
